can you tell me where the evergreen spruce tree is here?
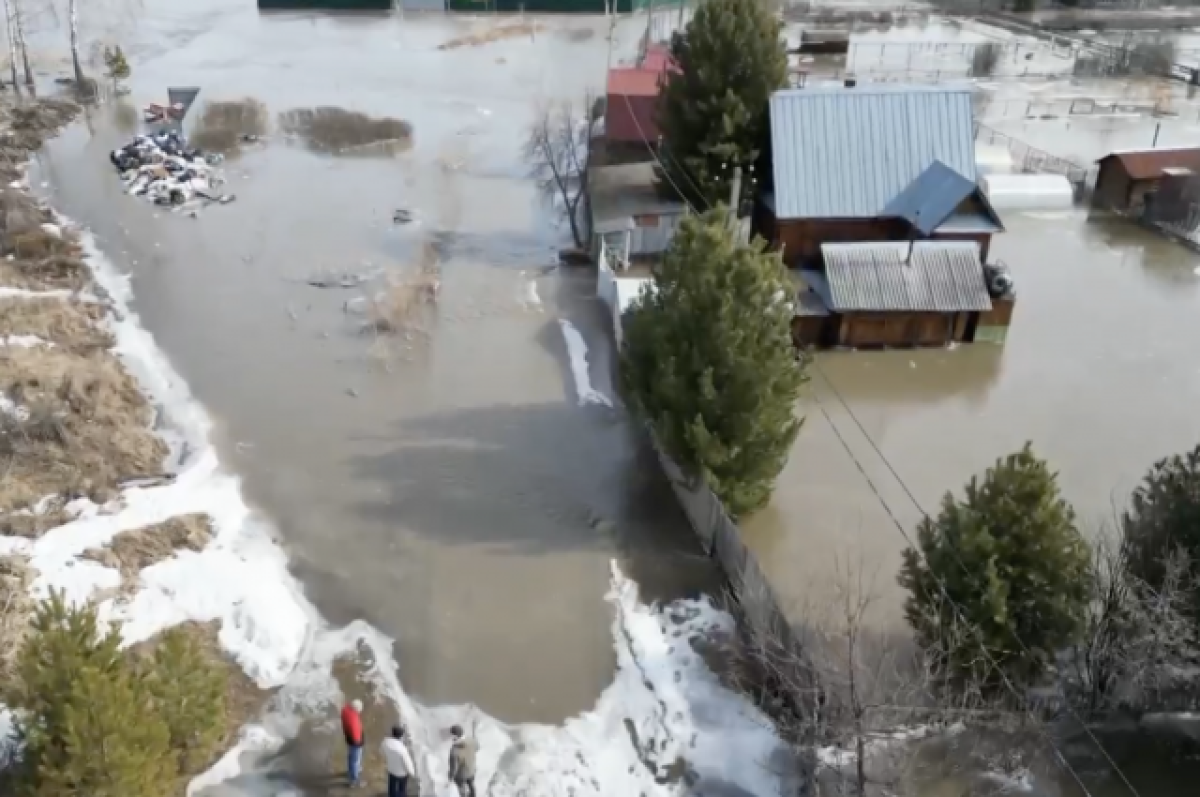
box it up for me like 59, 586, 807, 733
656, 0, 787, 206
899, 444, 1091, 693
104, 46, 131, 83
39, 666, 173, 797
7, 591, 172, 796
620, 207, 805, 518
1121, 443, 1200, 615
145, 627, 229, 774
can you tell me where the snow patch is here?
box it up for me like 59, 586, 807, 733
0, 335, 53, 348
558, 318, 613, 408
0, 213, 791, 794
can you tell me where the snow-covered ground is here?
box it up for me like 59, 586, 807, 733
0, 213, 795, 794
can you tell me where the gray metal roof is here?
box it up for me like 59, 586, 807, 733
882, 160, 977, 236
769, 86, 977, 220
819, 241, 992, 312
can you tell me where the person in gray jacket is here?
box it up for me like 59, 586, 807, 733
447, 724, 478, 797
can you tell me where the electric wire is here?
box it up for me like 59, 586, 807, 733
812, 363, 1141, 797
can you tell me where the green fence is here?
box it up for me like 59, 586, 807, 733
446, 0, 651, 12
258, 0, 394, 10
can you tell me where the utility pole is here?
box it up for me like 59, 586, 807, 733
677, 0, 685, 31
727, 165, 743, 233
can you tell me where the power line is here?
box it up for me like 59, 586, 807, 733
811, 363, 1142, 797
620, 91, 698, 216
812, 396, 1097, 797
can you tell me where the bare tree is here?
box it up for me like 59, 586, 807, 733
1069, 537, 1200, 717
67, 0, 87, 92
2, 0, 21, 95
721, 557, 1031, 797
11, 0, 31, 87
524, 92, 599, 251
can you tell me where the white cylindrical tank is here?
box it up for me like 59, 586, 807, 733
975, 143, 1014, 176
981, 173, 1075, 212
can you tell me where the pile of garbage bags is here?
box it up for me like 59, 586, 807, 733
109, 131, 236, 209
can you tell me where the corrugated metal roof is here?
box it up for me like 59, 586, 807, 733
1096, 147, 1200, 181
881, 160, 977, 236
607, 68, 663, 98
820, 241, 992, 312
769, 86, 977, 219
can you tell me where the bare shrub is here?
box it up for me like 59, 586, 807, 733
0, 554, 33, 687
190, 98, 269, 152
278, 107, 413, 155
1069, 538, 1200, 716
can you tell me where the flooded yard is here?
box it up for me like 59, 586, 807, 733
28, 0, 719, 725
743, 209, 1200, 630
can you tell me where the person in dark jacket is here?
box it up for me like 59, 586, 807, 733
447, 724, 478, 797
341, 699, 365, 788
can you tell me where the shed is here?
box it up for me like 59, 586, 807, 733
605, 68, 664, 146
1093, 147, 1200, 215
588, 162, 687, 265
799, 241, 993, 348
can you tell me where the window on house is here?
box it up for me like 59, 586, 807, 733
634, 214, 659, 228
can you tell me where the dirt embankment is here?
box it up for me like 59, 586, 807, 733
0, 98, 269, 782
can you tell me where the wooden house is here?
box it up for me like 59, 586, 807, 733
792, 241, 1013, 349
1093, 147, 1200, 216
758, 85, 1004, 267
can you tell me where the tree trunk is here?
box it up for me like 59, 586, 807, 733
13, 2, 32, 91
2, 0, 21, 96
68, 0, 85, 90
13, 0, 31, 87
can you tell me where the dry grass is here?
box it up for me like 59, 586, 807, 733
82, 513, 213, 594
126, 620, 272, 794
0, 98, 81, 177
362, 242, 440, 336
278, 107, 413, 155
0, 554, 33, 685
437, 21, 543, 50
0, 192, 90, 292
190, 98, 270, 153
0, 344, 167, 517
0, 296, 113, 352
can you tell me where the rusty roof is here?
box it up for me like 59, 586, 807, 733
607, 68, 663, 98
1098, 147, 1200, 181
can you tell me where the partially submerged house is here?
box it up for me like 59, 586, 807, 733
794, 242, 1013, 348
1093, 147, 1200, 216
760, 84, 1013, 349
588, 162, 687, 267
759, 85, 1004, 266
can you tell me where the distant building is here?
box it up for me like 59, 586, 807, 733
259, 0, 392, 9
597, 46, 677, 166
1093, 147, 1200, 215
759, 84, 1004, 266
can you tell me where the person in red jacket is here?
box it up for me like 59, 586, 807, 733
341, 699, 365, 788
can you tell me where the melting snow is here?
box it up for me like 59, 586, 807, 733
0, 219, 791, 795
558, 318, 613, 408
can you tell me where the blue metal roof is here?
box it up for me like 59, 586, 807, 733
769, 85, 977, 220
882, 160, 976, 236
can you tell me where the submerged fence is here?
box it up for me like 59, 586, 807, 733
595, 257, 818, 720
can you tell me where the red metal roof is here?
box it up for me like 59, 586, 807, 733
607, 67, 663, 98
641, 44, 677, 74
1098, 147, 1200, 180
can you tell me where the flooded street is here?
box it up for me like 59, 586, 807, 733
30, 2, 716, 723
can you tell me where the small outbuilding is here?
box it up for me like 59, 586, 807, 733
588, 162, 687, 267
793, 241, 1010, 349
1093, 147, 1200, 215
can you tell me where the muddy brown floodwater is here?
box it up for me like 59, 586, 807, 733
30, 3, 718, 723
